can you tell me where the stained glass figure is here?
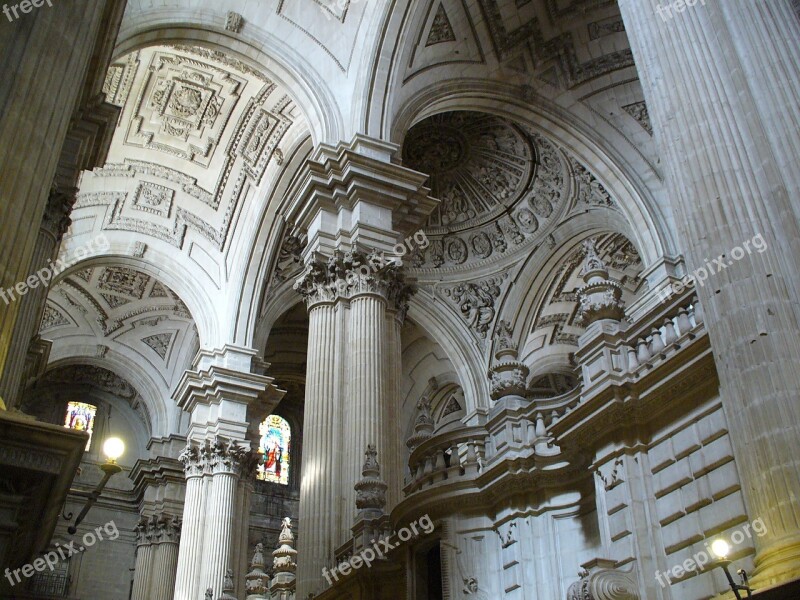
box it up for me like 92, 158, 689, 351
257, 414, 290, 484
64, 401, 97, 450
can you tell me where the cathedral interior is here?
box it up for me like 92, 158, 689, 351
1, 1, 799, 599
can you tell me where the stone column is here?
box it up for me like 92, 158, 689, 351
288, 136, 436, 598
619, 0, 800, 587
174, 447, 206, 600
172, 347, 283, 600
199, 440, 247, 597
0, 186, 72, 408
292, 279, 341, 597
131, 517, 156, 600
0, 1, 122, 389
150, 515, 181, 600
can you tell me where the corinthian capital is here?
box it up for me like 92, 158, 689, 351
178, 444, 204, 478
294, 249, 415, 314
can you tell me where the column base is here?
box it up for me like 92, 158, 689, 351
751, 535, 800, 589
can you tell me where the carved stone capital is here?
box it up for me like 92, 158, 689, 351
294, 249, 415, 315
566, 560, 639, 600
42, 185, 79, 240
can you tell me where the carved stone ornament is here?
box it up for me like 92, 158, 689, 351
575, 238, 625, 326
272, 517, 298, 576
566, 560, 640, 600
406, 396, 435, 451
488, 319, 529, 401
180, 437, 255, 479
293, 249, 415, 315
246, 542, 269, 597
216, 568, 237, 600
354, 444, 388, 515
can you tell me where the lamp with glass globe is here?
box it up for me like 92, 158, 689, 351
64, 436, 125, 534
710, 538, 753, 599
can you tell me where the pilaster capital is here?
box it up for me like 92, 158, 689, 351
42, 185, 78, 240
180, 437, 259, 479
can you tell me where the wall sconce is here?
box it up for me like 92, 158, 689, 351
710, 539, 753, 599
64, 437, 125, 534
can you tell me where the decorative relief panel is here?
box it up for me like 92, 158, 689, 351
477, 0, 633, 89
621, 101, 653, 136
443, 273, 508, 338
40, 304, 70, 332
132, 182, 174, 217
126, 51, 246, 167
426, 3, 457, 46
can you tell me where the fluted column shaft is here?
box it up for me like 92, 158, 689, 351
0, 186, 68, 408
150, 539, 180, 600
200, 467, 240, 597
342, 295, 387, 536
619, 0, 800, 586
174, 468, 205, 600
297, 302, 340, 598
131, 543, 154, 600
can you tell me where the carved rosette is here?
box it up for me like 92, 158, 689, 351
354, 444, 388, 516
566, 563, 639, 600
488, 320, 529, 401
294, 249, 415, 316
575, 239, 625, 326
245, 542, 269, 599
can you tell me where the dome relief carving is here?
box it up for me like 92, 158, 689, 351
403, 111, 534, 228
402, 111, 587, 271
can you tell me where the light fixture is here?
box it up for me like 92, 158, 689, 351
64, 436, 125, 534
710, 538, 752, 599
711, 539, 730, 559
103, 436, 125, 463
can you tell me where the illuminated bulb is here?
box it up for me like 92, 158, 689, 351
711, 539, 730, 559
103, 437, 125, 462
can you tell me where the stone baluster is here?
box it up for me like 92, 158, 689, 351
675, 307, 692, 336
662, 317, 678, 346
626, 346, 639, 371
636, 339, 650, 364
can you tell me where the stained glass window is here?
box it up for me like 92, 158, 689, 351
64, 401, 97, 450
257, 415, 291, 485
